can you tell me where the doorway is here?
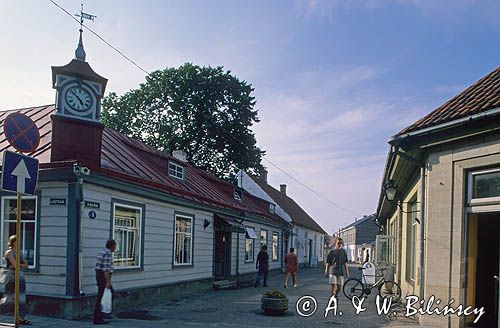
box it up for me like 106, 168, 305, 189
308, 239, 313, 267
214, 230, 231, 280
467, 213, 499, 327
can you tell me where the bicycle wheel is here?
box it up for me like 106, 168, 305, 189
343, 278, 364, 300
378, 280, 402, 302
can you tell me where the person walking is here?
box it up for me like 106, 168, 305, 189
93, 239, 116, 325
1, 235, 31, 325
254, 245, 269, 287
325, 237, 349, 297
284, 248, 298, 288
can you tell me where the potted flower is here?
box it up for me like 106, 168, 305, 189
261, 289, 288, 315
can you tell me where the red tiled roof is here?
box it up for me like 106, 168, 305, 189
399, 67, 500, 135
248, 174, 327, 234
0, 105, 287, 224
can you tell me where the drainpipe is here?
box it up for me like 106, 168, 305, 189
419, 165, 426, 300
73, 164, 89, 296
236, 232, 240, 276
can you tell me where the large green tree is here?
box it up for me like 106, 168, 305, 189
101, 63, 265, 180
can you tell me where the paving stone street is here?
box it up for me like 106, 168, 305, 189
0, 265, 425, 327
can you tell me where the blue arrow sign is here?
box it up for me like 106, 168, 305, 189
1, 151, 39, 195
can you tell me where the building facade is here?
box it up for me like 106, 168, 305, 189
376, 67, 500, 327
338, 214, 378, 263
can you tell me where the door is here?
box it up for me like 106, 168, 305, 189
473, 214, 500, 327
214, 231, 230, 280
308, 239, 313, 267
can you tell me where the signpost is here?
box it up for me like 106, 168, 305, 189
1, 113, 39, 328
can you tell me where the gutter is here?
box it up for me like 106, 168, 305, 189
390, 106, 500, 143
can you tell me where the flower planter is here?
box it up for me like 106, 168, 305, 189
261, 296, 288, 315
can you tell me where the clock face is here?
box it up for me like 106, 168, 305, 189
64, 86, 93, 112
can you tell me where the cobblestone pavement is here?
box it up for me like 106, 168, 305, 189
0, 265, 425, 327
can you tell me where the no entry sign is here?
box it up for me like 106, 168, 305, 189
3, 113, 40, 153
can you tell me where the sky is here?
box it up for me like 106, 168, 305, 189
1, 0, 499, 234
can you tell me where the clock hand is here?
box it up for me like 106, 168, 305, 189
71, 89, 84, 106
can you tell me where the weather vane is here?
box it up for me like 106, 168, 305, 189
75, 3, 96, 30
73, 4, 96, 62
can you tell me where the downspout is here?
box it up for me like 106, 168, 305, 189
73, 164, 87, 296
236, 232, 240, 276
419, 165, 426, 300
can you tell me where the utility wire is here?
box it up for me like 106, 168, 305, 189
48, 0, 150, 75
48, 0, 363, 218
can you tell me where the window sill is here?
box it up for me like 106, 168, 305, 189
113, 267, 144, 274
172, 264, 194, 269
244, 260, 254, 263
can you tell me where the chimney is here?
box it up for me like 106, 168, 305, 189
260, 168, 268, 183
280, 184, 287, 195
172, 150, 188, 162
50, 115, 104, 167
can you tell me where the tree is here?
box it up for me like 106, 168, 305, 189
101, 63, 265, 181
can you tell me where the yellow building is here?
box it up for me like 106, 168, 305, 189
376, 67, 499, 327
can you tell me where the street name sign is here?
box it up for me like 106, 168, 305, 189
1, 150, 39, 195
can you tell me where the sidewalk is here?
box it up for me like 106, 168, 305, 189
0, 267, 425, 327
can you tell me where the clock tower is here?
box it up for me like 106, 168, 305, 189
50, 11, 108, 167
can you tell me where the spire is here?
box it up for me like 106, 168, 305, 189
75, 28, 86, 61
74, 4, 96, 62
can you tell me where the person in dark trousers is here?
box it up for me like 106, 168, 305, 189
325, 237, 349, 297
254, 245, 269, 287
284, 247, 298, 288
94, 239, 116, 325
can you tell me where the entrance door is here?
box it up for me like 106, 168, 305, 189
308, 239, 313, 267
214, 230, 230, 280
472, 214, 500, 327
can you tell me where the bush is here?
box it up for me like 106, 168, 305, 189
263, 289, 286, 299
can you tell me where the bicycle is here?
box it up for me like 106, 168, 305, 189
342, 265, 402, 302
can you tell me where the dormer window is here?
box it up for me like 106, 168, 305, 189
234, 189, 242, 201
269, 203, 276, 213
168, 162, 184, 180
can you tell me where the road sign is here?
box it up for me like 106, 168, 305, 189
3, 113, 40, 153
1, 150, 39, 195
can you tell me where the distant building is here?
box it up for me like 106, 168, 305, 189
338, 214, 378, 263
238, 170, 327, 267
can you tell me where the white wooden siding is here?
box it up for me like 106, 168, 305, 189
25, 182, 68, 295
82, 184, 214, 294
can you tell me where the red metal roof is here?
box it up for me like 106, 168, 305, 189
399, 67, 500, 135
0, 105, 287, 224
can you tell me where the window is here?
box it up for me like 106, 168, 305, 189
174, 214, 194, 266
234, 189, 242, 201
269, 203, 275, 213
168, 162, 184, 180
1, 196, 37, 269
469, 168, 500, 203
260, 229, 268, 248
245, 227, 256, 262
405, 200, 418, 282
113, 203, 142, 269
272, 233, 279, 261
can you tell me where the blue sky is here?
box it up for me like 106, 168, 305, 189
1, 0, 499, 233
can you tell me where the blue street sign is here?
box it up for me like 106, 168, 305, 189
3, 113, 40, 153
1, 151, 39, 195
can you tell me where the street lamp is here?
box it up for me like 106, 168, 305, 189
383, 179, 420, 215
383, 180, 397, 202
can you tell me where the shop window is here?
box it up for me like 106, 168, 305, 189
1, 197, 37, 269
245, 227, 256, 262
113, 203, 143, 269
272, 233, 279, 261
174, 214, 194, 266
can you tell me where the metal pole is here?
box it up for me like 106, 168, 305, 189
14, 192, 22, 328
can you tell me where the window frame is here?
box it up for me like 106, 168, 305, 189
173, 212, 195, 267
244, 226, 256, 263
272, 232, 279, 261
1, 194, 40, 272
168, 161, 185, 180
467, 168, 500, 205
269, 203, 275, 213
110, 199, 145, 272
260, 229, 268, 248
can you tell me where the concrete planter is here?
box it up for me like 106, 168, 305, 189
261, 296, 288, 315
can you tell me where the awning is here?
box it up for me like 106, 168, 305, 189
245, 227, 257, 239
215, 214, 245, 233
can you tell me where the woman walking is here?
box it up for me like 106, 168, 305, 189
284, 248, 298, 288
1, 235, 31, 325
